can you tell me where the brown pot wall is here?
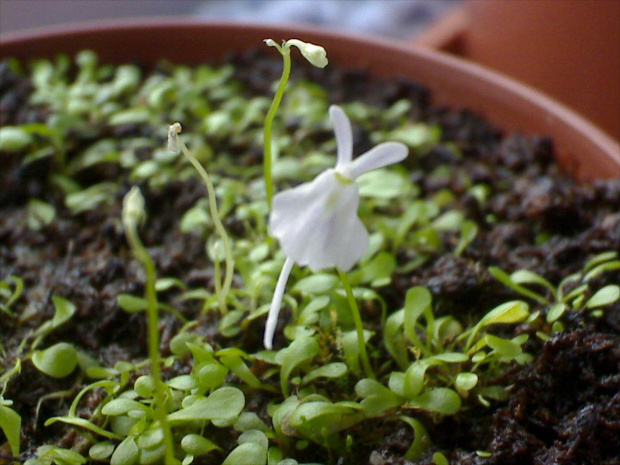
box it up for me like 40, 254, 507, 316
417, 0, 620, 142
1, 20, 619, 181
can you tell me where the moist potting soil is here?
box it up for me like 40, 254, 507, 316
0, 50, 619, 465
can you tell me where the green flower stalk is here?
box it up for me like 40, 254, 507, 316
168, 123, 234, 315
338, 268, 376, 380
122, 187, 176, 465
263, 38, 328, 208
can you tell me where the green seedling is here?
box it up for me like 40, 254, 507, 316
27, 199, 56, 230
0, 395, 21, 457
4, 43, 615, 464
32, 342, 78, 378
24, 445, 87, 465
121, 187, 177, 465
168, 122, 235, 316
0, 275, 23, 318
490, 250, 620, 332
31, 295, 76, 349
0, 125, 33, 151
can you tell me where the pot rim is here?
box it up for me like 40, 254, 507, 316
1, 18, 618, 179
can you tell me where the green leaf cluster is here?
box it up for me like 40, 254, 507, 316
490, 251, 620, 335
4, 50, 618, 465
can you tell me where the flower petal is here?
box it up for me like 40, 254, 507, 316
269, 170, 369, 272
341, 141, 408, 180
330, 105, 353, 170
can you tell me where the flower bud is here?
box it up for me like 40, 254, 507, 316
167, 122, 182, 153
263, 38, 278, 48
287, 39, 328, 68
299, 42, 328, 68
122, 186, 145, 230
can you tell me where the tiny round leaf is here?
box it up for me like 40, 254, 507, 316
32, 343, 78, 378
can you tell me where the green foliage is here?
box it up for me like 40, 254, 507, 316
382, 286, 531, 424
433, 452, 450, 465
490, 251, 620, 333
276, 335, 321, 395
0, 291, 80, 457
23, 445, 87, 465
0, 396, 21, 456
0, 275, 23, 317
32, 295, 76, 348
5, 50, 617, 464
32, 342, 78, 378
43, 336, 253, 462
222, 430, 269, 465
65, 182, 118, 215
167, 387, 245, 423
399, 416, 431, 461
181, 433, 221, 457
0, 125, 34, 151
27, 199, 57, 230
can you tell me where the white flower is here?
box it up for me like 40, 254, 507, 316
264, 105, 408, 348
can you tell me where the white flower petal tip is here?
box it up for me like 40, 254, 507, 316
329, 105, 353, 170
328, 105, 408, 179
345, 141, 409, 180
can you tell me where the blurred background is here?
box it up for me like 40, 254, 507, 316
1, 0, 618, 140
0, 0, 458, 39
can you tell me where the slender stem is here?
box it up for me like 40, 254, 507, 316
263, 46, 291, 209
337, 268, 376, 380
125, 226, 176, 464
178, 139, 234, 315
209, 253, 222, 313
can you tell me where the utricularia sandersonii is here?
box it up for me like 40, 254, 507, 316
263, 105, 408, 349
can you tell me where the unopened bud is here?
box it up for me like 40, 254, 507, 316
167, 122, 182, 153
287, 39, 328, 68
264, 38, 278, 48
122, 186, 145, 229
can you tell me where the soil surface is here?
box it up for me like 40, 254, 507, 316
1, 51, 619, 465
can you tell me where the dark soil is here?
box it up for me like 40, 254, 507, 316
0, 51, 619, 464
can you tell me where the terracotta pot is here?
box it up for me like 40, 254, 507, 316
415, 0, 620, 142
1, 20, 619, 181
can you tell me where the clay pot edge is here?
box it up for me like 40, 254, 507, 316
1, 18, 618, 181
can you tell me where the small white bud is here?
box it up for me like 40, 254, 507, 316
122, 186, 145, 230
300, 42, 328, 68
287, 39, 328, 68
167, 122, 182, 153
264, 38, 278, 48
